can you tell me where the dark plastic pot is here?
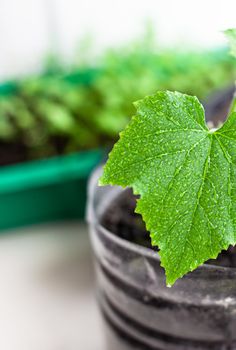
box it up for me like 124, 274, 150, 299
204, 85, 234, 125
87, 167, 236, 350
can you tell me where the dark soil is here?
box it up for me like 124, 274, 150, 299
0, 136, 70, 167
0, 141, 28, 166
101, 189, 236, 268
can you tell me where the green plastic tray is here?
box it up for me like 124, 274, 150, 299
0, 149, 105, 230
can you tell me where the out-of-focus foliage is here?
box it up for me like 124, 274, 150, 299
225, 28, 236, 58
0, 36, 235, 164
78, 44, 235, 137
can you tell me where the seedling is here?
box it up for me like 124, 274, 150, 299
100, 29, 236, 286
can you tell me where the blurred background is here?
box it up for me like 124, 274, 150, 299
0, 0, 235, 349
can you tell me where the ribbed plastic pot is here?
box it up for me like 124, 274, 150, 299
87, 167, 236, 350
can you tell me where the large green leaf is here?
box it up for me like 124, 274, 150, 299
100, 91, 236, 285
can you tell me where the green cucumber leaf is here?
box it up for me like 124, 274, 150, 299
100, 91, 236, 286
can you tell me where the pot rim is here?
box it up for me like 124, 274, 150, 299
87, 166, 236, 275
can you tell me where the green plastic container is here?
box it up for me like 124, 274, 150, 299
0, 149, 105, 230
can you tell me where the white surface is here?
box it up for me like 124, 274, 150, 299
0, 0, 236, 80
0, 222, 104, 350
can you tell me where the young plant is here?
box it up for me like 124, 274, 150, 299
100, 29, 236, 286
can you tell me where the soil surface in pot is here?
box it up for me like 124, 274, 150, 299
101, 189, 236, 268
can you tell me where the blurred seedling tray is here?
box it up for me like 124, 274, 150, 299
0, 70, 104, 230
